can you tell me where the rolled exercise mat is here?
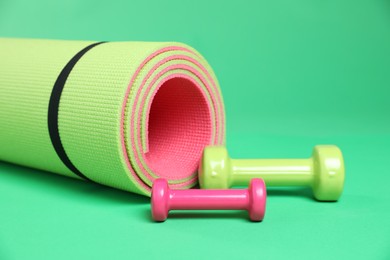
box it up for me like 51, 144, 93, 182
0, 38, 225, 196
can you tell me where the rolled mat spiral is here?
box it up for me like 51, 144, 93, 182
0, 38, 225, 196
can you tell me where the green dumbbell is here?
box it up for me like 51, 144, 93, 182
198, 145, 345, 201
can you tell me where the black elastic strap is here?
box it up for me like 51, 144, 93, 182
48, 42, 106, 181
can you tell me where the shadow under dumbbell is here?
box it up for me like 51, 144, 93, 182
266, 187, 314, 200
165, 210, 251, 222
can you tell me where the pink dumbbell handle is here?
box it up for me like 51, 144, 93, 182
169, 189, 249, 210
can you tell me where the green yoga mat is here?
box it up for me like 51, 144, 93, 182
0, 38, 225, 196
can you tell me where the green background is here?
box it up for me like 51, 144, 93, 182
0, 0, 389, 259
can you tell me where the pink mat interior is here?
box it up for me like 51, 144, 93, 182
145, 77, 212, 180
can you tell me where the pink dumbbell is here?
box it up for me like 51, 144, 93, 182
151, 178, 267, 222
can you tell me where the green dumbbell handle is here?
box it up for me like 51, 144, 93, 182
231, 158, 313, 186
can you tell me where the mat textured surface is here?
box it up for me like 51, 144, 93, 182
0, 38, 225, 196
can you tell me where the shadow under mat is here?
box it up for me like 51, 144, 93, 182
0, 160, 149, 205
